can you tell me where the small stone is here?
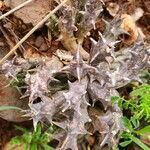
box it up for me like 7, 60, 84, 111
39, 42, 48, 52
10, 0, 52, 26
35, 36, 45, 48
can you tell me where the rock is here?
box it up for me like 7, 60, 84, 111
0, 74, 29, 122
35, 36, 49, 52
35, 36, 45, 48
8, 0, 52, 26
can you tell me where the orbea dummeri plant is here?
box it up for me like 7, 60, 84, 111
1, 0, 149, 149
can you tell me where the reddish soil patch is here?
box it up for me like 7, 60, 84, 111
0, 118, 32, 149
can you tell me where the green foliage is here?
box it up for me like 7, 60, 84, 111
135, 125, 150, 135
112, 84, 150, 150
10, 124, 56, 150
111, 84, 150, 122
0, 106, 22, 111
119, 117, 150, 150
47, 15, 59, 38
10, 72, 25, 88
130, 85, 150, 121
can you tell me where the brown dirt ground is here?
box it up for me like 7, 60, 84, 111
0, 118, 32, 149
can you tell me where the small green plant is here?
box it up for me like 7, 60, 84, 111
130, 84, 150, 121
10, 73, 25, 87
111, 84, 150, 150
111, 84, 150, 122
10, 124, 56, 150
119, 117, 150, 150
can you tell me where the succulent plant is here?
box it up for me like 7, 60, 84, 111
1, 0, 149, 149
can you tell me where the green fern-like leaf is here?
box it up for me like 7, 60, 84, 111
130, 85, 150, 121
112, 85, 150, 121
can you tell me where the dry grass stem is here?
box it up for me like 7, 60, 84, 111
0, 0, 68, 64
0, 0, 33, 21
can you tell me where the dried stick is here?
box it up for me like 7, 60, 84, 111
0, 0, 33, 21
0, 0, 68, 64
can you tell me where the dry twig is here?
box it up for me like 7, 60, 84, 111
0, 0, 33, 21
0, 0, 68, 64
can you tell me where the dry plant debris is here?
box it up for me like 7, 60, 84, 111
0, 0, 149, 149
